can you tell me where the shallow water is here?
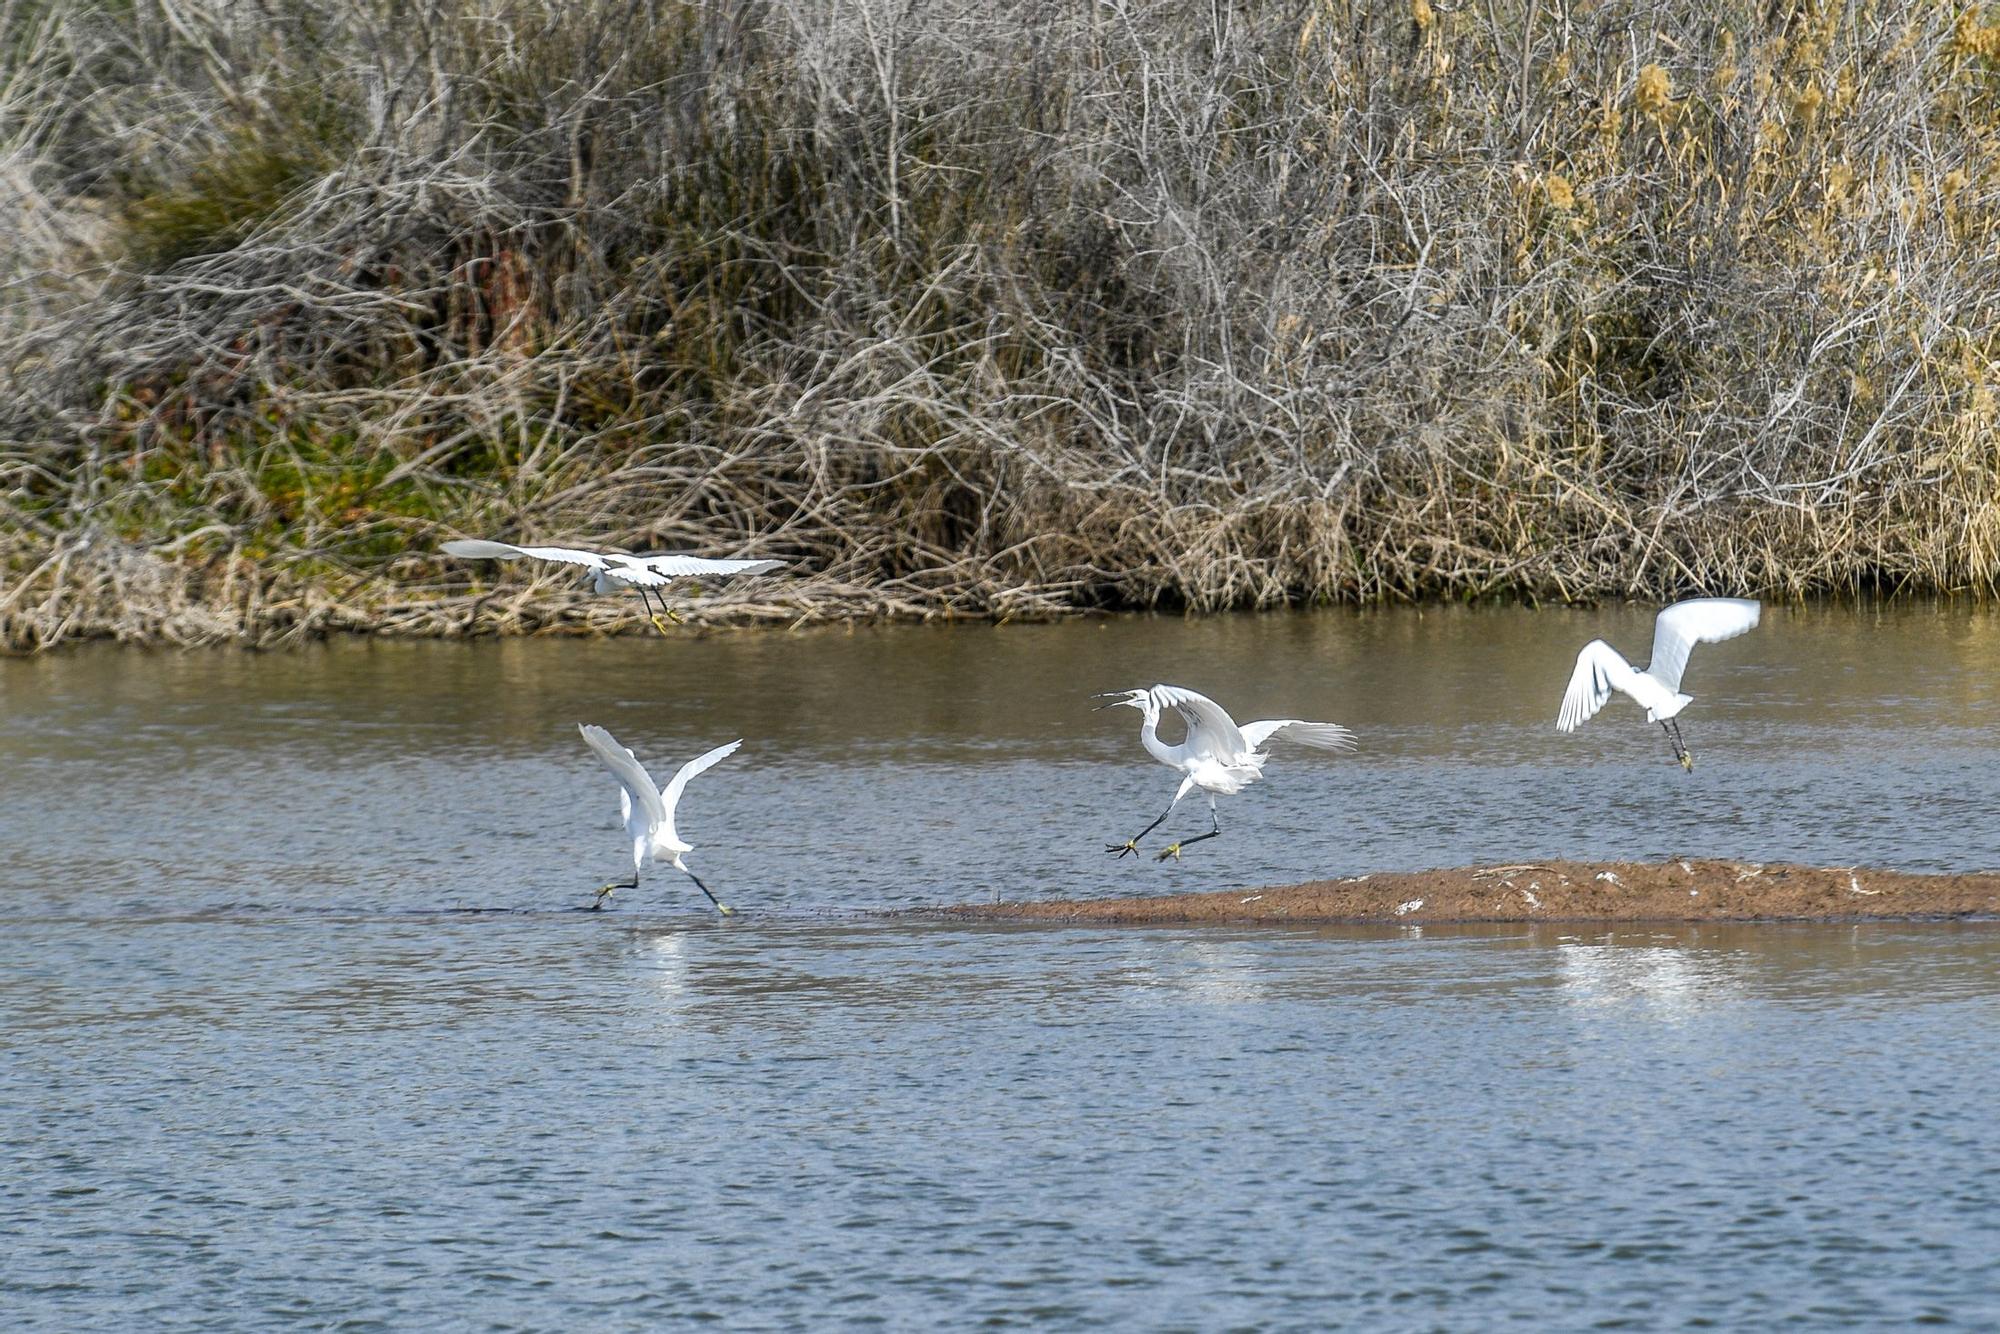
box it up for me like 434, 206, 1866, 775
4, 605, 2000, 1326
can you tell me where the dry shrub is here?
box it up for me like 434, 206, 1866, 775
0, 0, 1996, 648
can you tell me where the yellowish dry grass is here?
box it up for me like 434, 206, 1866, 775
0, 0, 1995, 648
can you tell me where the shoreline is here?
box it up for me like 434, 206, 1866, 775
0, 545, 1992, 656
923, 860, 2000, 925
0, 566, 1136, 654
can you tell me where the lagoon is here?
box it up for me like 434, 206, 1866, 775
5, 605, 2000, 1325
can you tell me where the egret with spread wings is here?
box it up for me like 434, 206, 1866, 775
443, 539, 785, 634
577, 724, 741, 914
1096, 685, 1357, 862
1556, 598, 1761, 771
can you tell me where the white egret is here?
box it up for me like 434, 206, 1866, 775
577, 723, 741, 913
443, 539, 785, 634
1095, 685, 1357, 862
1556, 598, 1761, 771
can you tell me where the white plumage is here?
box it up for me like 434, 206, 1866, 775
1098, 684, 1357, 861
444, 538, 784, 586
578, 724, 741, 913
443, 539, 785, 630
1556, 598, 1761, 770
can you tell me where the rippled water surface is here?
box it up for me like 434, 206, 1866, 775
5, 605, 2000, 1326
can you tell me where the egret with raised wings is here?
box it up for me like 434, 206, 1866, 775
578, 724, 741, 914
1556, 598, 1761, 771
1096, 685, 1357, 862
443, 539, 784, 633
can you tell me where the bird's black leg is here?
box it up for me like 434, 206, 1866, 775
1155, 798, 1223, 862
659, 581, 685, 625
685, 870, 736, 917
595, 872, 639, 910
1660, 720, 1692, 770
631, 588, 674, 636
1108, 802, 1177, 858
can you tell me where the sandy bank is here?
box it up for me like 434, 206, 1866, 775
931, 860, 2000, 925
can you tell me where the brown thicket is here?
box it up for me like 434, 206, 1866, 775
1, 0, 1996, 649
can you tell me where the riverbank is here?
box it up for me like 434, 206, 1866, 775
931, 860, 2000, 925
0, 532, 976, 653
6, 1, 1998, 654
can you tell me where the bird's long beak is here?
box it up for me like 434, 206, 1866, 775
1092, 691, 1140, 711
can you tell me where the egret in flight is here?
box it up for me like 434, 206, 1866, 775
1556, 598, 1761, 771
443, 539, 785, 633
1096, 685, 1357, 861
577, 723, 741, 914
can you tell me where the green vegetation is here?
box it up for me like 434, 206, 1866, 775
1, 0, 1996, 648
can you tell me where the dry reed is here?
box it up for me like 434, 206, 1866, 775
1, 0, 1996, 649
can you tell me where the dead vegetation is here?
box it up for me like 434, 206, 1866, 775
1, 0, 1997, 649
935, 859, 2000, 923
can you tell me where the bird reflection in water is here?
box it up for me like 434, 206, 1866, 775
1556, 940, 1744, 1019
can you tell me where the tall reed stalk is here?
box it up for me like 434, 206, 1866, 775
1, 0, 1995, 648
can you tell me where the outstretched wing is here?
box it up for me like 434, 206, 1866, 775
1557, 640, 1644, 732
1647, 598, 1761, 692
1239, 719, 1358, 753
444, 539, 607, 571
578, 724, 665, 829
659, 739, 742, 844
598, 554, 670, 587
615, 740, 639, 827
634, 554, 788, 579
1151, 686, 1247, 759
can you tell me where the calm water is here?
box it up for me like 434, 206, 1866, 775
4, 605, 2000, 1326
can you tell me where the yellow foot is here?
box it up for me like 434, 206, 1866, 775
1680, 753, 1695, 773
649, 613, 673, 635
716, 903, 737, 917
593, 886, 617, 909
1106, 839, 1139, 859
1155, 842, 1184, 862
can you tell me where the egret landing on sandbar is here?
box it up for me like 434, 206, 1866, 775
577, 724, 741, 914
1096, 685, 1358, 862
1556, 597, 1761, 772
443, 539, 785, 634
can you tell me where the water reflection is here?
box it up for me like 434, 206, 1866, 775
7, 602, 2000, 914
642, 931, 691, 1013
1176, 941, 1270, 1005
1, 902, 1996, 1328
1555, 941, 1744, 1019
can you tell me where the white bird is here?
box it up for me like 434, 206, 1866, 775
1095, 684, 1357, 862
443, 539, 785, 633
577, 724, 742, 913
1556, 598, 1761, 771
